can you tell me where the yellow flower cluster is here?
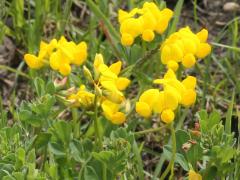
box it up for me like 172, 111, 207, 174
136, 69, 196, 124
68, 85, 95, 109
118, 2, 173, 46
161, 27, 211, 71
94, 54, 131, 124
68, 53, 131, 125
24, 36, 87, 76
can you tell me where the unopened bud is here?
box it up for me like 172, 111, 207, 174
94, 84, 102, 97
182, 142, 191, 152
194, 122, 200, 130
54, 77, 68, 90
190, 130, 201, 137
83, 65, 93, 83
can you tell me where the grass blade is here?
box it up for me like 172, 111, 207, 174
85, 0, 119, 40
132, 140, 144, 180
225, 91, 235, 134
167, 0, 184, 36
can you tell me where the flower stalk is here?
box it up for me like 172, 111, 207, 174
160, 123, 176, 180
93, 92, 102, 150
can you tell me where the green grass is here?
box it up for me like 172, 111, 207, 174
0, 0, 240, 179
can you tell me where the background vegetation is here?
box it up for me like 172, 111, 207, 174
0, 0, 239, 179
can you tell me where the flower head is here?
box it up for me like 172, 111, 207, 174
160, 27, 211, 70
68, 85, 95, 109
93, 54, 131, 104
24, 36, 88, 76
118, 2, 173, 46
136, 69, 197, 123
101, 100, 126, 124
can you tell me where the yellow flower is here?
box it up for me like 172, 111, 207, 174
154, 69, 185, 101
24, 36, 88, 76
120, 18, 143, 38
136, 89, 159, 118
196, 28, 208, 43
93, 53, 104, 76
182, 53, 196, 68
118, 2, 173, 46
121, 33, 134, 46
188, 170, 202, 180
118, 8, 140, 24
196, 43, 211, 59
167, 61, 179, 72
161, 109, 175, 123
181, 76, 197, 106
72, 41, 88, 65
23, 40, 52, 69
154, 69, 197, 107
160, 27, 211, 68
101, 100, 126, 124
24, 54, 44, 69
92, 53, 131, 105
95, 56, 131, 103
116, 77, 131, 91
142, 29, 155, 42
59, 63, 71, 76
135, 86, 179, 124
68, 85, 95, 108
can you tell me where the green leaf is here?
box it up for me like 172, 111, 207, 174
46, 81, 56, 94
226, 91, 235, 134
163, 145, 189, 171
208, 110, 221, 129
202, 166, 217, 180
110, 127, 134, 144
53, 120, 72, 145
12, 0, 24, 28
186, 142, 203, 167
15, 148, 25, 169
92, 151, 114, 164
27, 149, 36, 164
84, 166, 99, 180
129, 44, 144, 64
175, 130, 190, 152
2, 176, 15, 180
19, 109, 42, 127
17, 148, 25, 164
69, 139, 93, 163
132, 140, 144, 180
33, 132, 52, 149
33, 77, 45, 97
213, 146, 236, 163
198, 110, 208, 133
48, 142, 66, 157
12, 172, 25, 180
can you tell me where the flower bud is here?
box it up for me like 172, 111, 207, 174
83, 65, 93, 83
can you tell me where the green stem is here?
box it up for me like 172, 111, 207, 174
57, 0, 73, 36
193, 0, 198, 29
133, 44, 160, 71
85, 0, 119, 39
93, 94, 102, 150
0, 65, 30, 79
121, 44, 160, 77
134, 125, 167, 136
159, 123, 176, 180
211, 42, 240, 52
103, 163, 107, 180
72, 108, 80, 138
